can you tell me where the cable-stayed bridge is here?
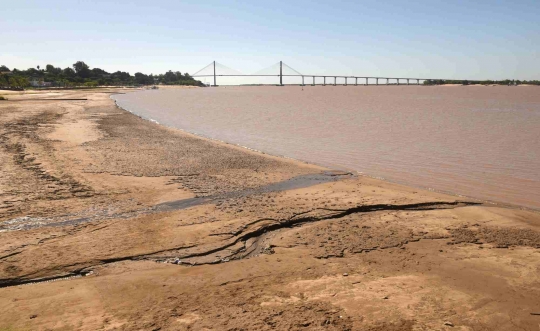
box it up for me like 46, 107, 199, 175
192, 61, 441, 86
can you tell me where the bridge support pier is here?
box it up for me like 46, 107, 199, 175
365, 77, 368, 86
312, 76, 316, 86
334, 77, 337, 86
279, 61, 283, 86
344, 77, 347, 86
386, 78, 389, 85
376, 78, 379, 85
213, 60, 217, 87
355, 77, 358, 86
301, 76, 305, 86
407, 79, 410, 85
417, 79, 420, 85
397, 78, 400, 86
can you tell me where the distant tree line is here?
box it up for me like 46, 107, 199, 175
0, 62, 204, 89
423, 79, 540, 86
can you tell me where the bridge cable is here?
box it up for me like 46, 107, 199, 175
281, 62, 303, 76
192, 62, 215, 77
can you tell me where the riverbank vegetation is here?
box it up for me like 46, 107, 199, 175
424, 79, 540, 86
0, 62, 204, 89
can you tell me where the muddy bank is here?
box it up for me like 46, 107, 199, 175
0, 89, 539, 331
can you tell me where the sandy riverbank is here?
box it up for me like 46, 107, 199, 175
0, 89, 539, 330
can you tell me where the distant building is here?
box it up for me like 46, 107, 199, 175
29, 78, 52, 87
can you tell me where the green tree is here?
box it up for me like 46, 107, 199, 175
20, 76, 30, 88
135, 72, 154, 85
73, 61, 91, 78
0, 61, 204, 88
111, 71, 131, 82
0, 74, 8, 87
163, 70, 176, 83
10, 76, 29, 89
45, 64, 61, 75
25, 68, 40, 76
91, 67, 109, 79
63, 67, 76, 78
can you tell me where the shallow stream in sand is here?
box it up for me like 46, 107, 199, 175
114, 86, 540, 209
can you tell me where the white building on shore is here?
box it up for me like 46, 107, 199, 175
29, 78, 52, 87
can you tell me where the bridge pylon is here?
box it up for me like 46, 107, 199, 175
213, 61, 216, 87
279, 61, 283, 86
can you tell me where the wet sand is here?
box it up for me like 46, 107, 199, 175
0, 88, 539, 330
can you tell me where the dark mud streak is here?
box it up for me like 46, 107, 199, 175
2, 172, 352, 231
0, 251, 21, 260
0, 200, 479, 288
0, 244, 198, 288
155, 172, 353, 212
7, 99, 88, 101
159, 201, 480, 262
0, 269, 93, 288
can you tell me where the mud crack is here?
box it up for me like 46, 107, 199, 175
0, 201, 479, 288
147, 201, 479, 264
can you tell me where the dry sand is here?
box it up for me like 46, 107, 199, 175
0, 88, 539, 330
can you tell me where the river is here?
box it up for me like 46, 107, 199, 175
113, 86, 540, 209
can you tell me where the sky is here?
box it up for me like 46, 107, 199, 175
2, 0, 539, 81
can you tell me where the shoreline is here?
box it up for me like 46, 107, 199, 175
1, 88, 539, 330
111, 94, 329, 173
112, 88, 537, 212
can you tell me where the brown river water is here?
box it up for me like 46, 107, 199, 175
114, 86, 540, 209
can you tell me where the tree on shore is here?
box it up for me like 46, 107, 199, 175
135, 72, 154, 85
0, 65, 9, 72
46, 64, 62, 75
63, 67, 76, 78
7, 76, 30, 89
73, 61, 91, 79
0, 61, 204, 88
0, 74, 8, 87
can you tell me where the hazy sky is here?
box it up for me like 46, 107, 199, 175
2, 0, 539, 80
